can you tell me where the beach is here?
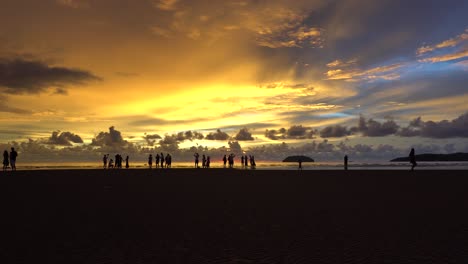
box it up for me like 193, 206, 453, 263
1, 169, 468, 263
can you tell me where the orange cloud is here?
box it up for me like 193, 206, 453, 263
416, 29, 467, 55
419, 49, 468, 63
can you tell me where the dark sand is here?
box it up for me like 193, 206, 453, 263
1, 169, 468, 263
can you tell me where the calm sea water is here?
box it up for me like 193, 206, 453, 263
12, 161, 468, 170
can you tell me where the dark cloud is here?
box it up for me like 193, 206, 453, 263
159, 134, 180, 152
352, 115, 399, 137
0, 57, 100, 94
143, 133, 162, 146
319, 125, 351, 138
399, 112, 468, 138
183, 130, 204, 141
234, 128, 254, 141
205, 129, 230, 140
265, 129, 286, 140
228, 141, 242, 153
286, 125, 315, 139
265, 126, 315, 140
46, 131, 83, 146
91, 126, 128, 147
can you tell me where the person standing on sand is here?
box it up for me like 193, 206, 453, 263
206, 156, 210, 168
10, 147, 17, 171
160, 152, 164, 168
155, 154, 160, 168
223, 155, 227, 168
3, 150, 9, 171
103, 154, 108, 169
344, 155, 348, 170
125, 156, 129, 169
148, 154, 153, 169
409, 148, 417, 171
194, 153, 199, 168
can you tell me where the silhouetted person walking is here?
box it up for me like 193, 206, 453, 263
206, 156, 210, 168
409, 148, 417, 171
3, 150, 9, 171
160, 152, 164, 168
344, 155, 348, 170
125, 156, 129, 169
10, 147, 17, 171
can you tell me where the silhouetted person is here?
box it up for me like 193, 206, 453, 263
241, 156, 245, 167
148, 154, 153, 169
250, 155, 256, 169
10, 147, 17, 171
344, 155, 348, 170
244, 155, 248, 167
155, 154, 160, 168
223, 155, 227, 168
202, 154, 206, 168
298, 159, 302, 170
3, 150, 9, 171
160, 152, 164, 168
165, 153, 171, 168
194, 153, 199, 168
206, 156, 211, 168
103, 154, 108, 169
409, 148, 417, 171
125, 156, 129, 169
108, 159, 114, 168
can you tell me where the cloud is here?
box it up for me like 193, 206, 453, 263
0, 95, 32, 114
265, 128, 286, 140
419, 49, 468, 63
91, 126, 128, 147
56, 0, 89, 8
416, 29, 468, 55
228, 141, 242, 153
398, 112, 468, 138
183, 130, 204, 141
46, 131, 83, 146
353, 115, 400, 137
152, 0, 179, 11
0, 57, 100, 94
325, 61, 404, 81
265, 125, 315, 140
143, 133, 162, 146
205, 129, 230, 140
234, 128, 254, 141
319, 125, 352, 138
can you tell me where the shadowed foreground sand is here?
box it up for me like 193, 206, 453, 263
1, 169, 468, 263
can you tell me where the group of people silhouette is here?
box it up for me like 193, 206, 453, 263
3, 147, 419, 171
148, 153, 172, 169
103, 154, 129, 169
2, 147, 18, 171
193, 153, 211, 168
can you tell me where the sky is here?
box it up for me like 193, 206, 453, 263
0, 0, 467, 162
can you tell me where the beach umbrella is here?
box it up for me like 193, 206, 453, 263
282, 155, 314, 162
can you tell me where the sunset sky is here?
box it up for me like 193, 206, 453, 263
0, 0, 467, 162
